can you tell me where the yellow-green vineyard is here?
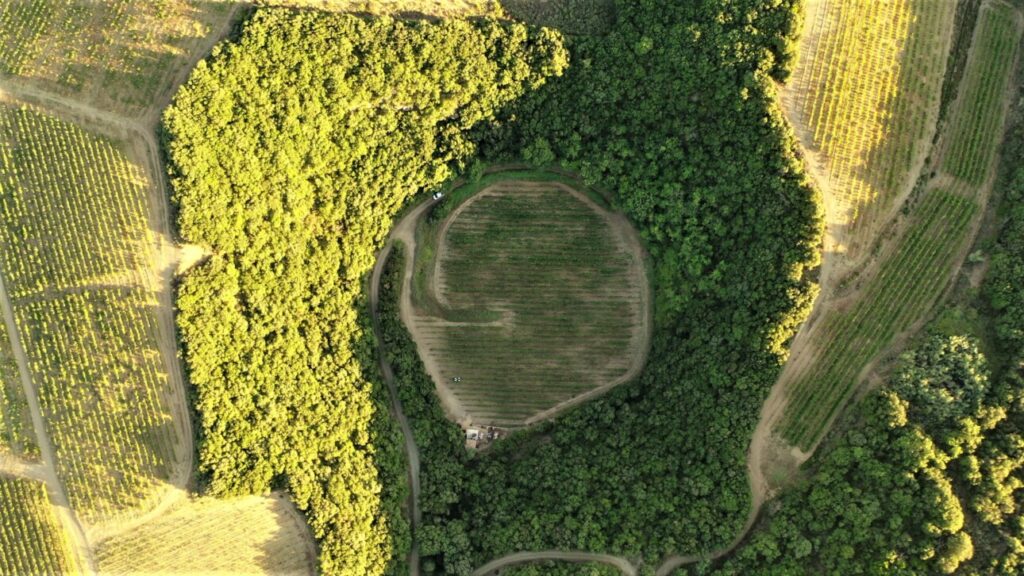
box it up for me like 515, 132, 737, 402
778, 1, 1022, 450
0, 0, 232, 111
0, 319, 35, 459
0, 476, 78, 574
783, 0, 956, 258
0, 104, 181, 522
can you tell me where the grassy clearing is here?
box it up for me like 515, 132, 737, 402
0, 320, 36, 459
411, 178, 646, 425
0, 476, 79, 575
0, 0, 233, 112
942, 1, 1022, 185
784, 0, 955, 257
0, 104, 180, 522
96, 493, 315, 575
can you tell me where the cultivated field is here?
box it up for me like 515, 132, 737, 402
0, 319, 36, 459
941, 1, 1021, 185
773, 0, 1022, 451
0, 476, 79, 574
96, 493, 316, 575
408, 178, 649, 426
0, 0, 234, 114
781, 0, 956, 265
0, 104, 183, 523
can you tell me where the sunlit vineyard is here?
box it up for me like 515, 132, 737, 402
0, 106, 150, 299
0, 0, 231, 111
96, 493, 316, 575
0, 104, 181, 522
780, 189, 977, 448
0, 476, 79, 574
777, 3, 1021, 449
0, 320, 36, 459
942, 2, 1022, 185
783, 0, 956, 260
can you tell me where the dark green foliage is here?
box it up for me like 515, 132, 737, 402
163, 9, 566, 575
377, 244, 474, 575
713, 336, 992, 576
418, 0, 821, 569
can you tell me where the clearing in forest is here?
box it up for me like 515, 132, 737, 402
95, 493, 316, 575
774, 0, 1022, 452
406, 175, 650, 427
0, 476, 79, 575
0, 103, 186, 524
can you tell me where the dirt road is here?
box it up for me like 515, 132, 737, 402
472, 551, 638, 576
0, 263, 96, 574
369, 199, 441, 576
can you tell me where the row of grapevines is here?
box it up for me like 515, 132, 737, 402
0, 1, 227, 112
0, 105, 150, 300
0, 105, 181, 522
784, 0, 955, 259
941, 2, 1022, 185
781, 189, 977, 448
0, 319, 37, 459
0, 476, 78, 575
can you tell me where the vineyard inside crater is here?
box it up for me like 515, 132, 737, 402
408, 177, 650, 426
0, 104, 182, 523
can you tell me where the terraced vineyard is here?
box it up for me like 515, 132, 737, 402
0, 476, 79, 574
776, 1, 1021, 450
0, 320, 36, 458
410, 179, 649, 425
96, 494, 316, 575
779, 190, 977, 448
0, 0, 233, 112
0, 104, 182, 522
782, 0, 956, 261
942, 1, 1022, 185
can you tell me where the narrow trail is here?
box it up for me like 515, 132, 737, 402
0, 454, 48, 483
0, 263, 96, 574
472, 551, 638, 576
369, 199, 440, 576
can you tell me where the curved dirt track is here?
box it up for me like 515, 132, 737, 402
369, 199, 441, 576
472, 551, 638, 576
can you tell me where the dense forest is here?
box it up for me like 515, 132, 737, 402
168, 0, 822, 572
163, 10, 566, 575
413, 0, 821, 570
704, 75, 1024, 576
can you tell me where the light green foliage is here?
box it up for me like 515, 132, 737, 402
0, 476, 79, 575
942, 2, 1022, 185
417, 181, 644, 423
164, 9, 566, 575
0, 105, 178, 521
